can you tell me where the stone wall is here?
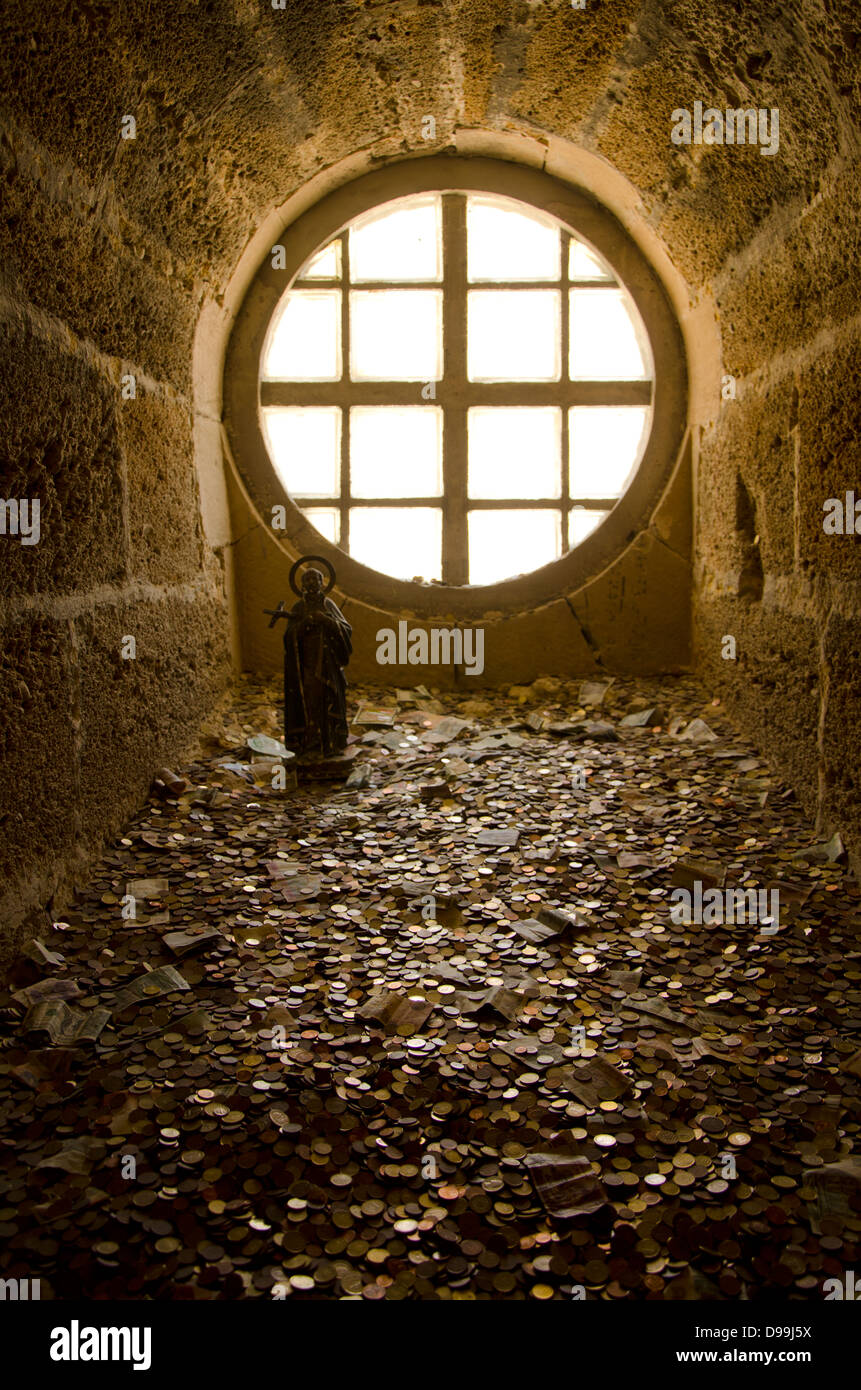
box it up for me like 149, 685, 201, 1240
684, 106, 861, 863
0, 11, 233, 960
537, 0, 859, 863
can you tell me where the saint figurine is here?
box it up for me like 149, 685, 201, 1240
266, 556, 352, 758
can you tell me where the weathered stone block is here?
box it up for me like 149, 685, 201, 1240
698, 380, 796, 583
121, 394, 203, 585
571, 530, 691, 673
75, 594, 230, 853
718, 169, 861, 376
0, 320, 125, 597
820, 612, 861, 856
695, 598, 820, 818
797, 334, 861, 581
0, 616, 78, 948
0, 159, 199, 389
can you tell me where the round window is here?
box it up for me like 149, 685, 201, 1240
224, 157, 686, 614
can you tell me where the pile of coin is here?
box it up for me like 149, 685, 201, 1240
0, 673, 858, 1299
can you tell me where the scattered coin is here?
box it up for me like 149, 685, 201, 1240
1, 673, 858, 1301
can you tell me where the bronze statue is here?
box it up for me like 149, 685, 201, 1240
265, 556, 352, 759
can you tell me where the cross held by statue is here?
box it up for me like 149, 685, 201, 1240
264, 600, 289, 628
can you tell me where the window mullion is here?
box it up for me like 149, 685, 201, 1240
560, 230, 571, 555
340, 233, 350, 552
261, 380, 651, 407
442, 194, 468, 586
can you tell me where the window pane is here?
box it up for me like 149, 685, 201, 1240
262, 290, 341, 379
569, 406, 649, 498
350, 197, 441, 282
349, 508, 442, 581
569, 240, 614, 281
468, 510, 560, 584
262, 407, 341, 497
467, 196, 560, 281
569, 288, 649, 380
569, 509, 608, 546
298, 240, 341, 279
468, 291, 560, 382
351, 407, 442, 498
350, 290, 442, 380
302, 507, 340, 543
468, 407, 561, 499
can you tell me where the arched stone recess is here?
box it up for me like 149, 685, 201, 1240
194, 130, 721, 686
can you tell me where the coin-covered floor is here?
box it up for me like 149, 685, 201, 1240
1, 675, 859, 1300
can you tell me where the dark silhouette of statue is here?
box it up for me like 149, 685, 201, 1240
266, 557, 352, 758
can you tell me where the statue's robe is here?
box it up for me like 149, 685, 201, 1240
283, 595, 352, 755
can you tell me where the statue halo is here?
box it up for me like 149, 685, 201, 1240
289, 554, 336, 597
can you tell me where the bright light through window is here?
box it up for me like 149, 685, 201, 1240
259, 191, 653, 584
569, 508, 608, 546
570, 407, 650, 498
569, 240, 614, 280
570, 288, 649, 381
299, 241, 341, 279
350, 407, 443, 498
468, 197, 560, 281
469, 510, 561, 584
263, 291, 341, 380
302, 507, 340, 543
350, 197, 441, 282
468, 291, 560, 382
350, 290, 443, 381
350, 507, 442, 581
468, 408, 561, 499
262, 407, 340, 497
